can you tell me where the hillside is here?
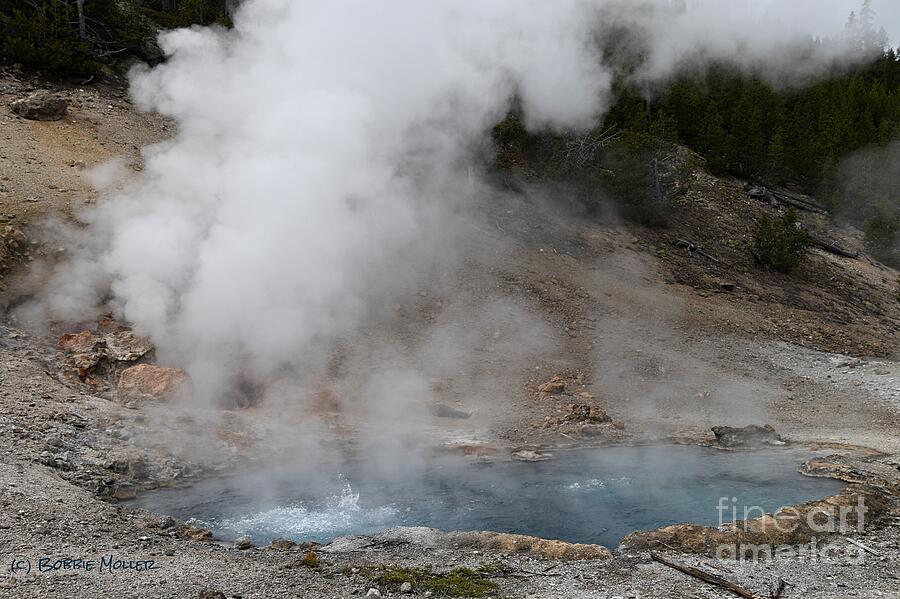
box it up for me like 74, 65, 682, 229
0, 63, 898, 598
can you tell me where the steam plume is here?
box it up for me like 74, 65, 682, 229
30, 0, 895, 404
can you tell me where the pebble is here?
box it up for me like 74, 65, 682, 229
365, 589, 382, 598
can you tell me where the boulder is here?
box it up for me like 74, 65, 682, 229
711, 424, 784, 448
179, 525, 212, 542
269, 537, 296, 550
104, 330, 154, 361
58, 329, 153, 383
10, 91, 68, 121
117, 364, 191, 403
234, 535, 254, 550
58, 330, 98, 354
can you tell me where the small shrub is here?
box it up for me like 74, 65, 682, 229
374, 565, 498, 597
300, 551, 319, 568
753, 209, 812, 273
474, 562, 506, 576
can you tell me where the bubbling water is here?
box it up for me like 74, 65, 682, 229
195, 483, 398, 541
135, 445, 845, 547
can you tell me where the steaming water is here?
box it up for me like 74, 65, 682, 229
133, 445, 843, 548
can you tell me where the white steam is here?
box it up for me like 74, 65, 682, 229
34, 0, 893, 404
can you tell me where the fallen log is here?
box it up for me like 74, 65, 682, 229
673, 238, 720, 263
809, 235, 859, 259
745, 185, 827, 215
770, 188, 827, 214
649, 552, 762, 599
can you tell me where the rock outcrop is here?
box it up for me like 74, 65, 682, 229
621, 485, 891, 557
116, 364, 191, 403
324, 526, 612, 561
58, 329, 154, 387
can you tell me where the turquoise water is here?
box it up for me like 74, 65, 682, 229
133, 445, 844, 548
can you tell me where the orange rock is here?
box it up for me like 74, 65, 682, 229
57, 330, 98, 354
538, 375, 566, 395
117, 364, 191, 403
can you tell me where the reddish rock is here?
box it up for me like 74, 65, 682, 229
117, 364, 190, 403
57, 330, 99, 354
179, 525, 212, 542
538, 375, 566, 395
57, 328, 153, 383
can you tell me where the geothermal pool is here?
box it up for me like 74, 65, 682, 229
133, 445, 844, 548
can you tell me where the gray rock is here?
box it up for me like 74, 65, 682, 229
711, 424, 784, 448
10, 91, 67, 121
400, 581, 413, 593
365, 589, 382, 598
234, 535, 255, 550
430, 403, 471, 419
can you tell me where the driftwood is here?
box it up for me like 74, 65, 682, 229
846, 537, 882, 557
746, 185, 827, 215
673, 238, 720, 263
649, 552, 762, 599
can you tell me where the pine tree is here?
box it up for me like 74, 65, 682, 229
767, 126, 787, 182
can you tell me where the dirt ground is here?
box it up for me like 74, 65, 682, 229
0, 70, 898, 598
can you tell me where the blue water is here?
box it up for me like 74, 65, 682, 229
133, 445, 844, 548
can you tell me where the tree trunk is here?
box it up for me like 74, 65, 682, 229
76, 0, 86, 40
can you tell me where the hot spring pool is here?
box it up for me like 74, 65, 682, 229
132, 445, 844, 548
